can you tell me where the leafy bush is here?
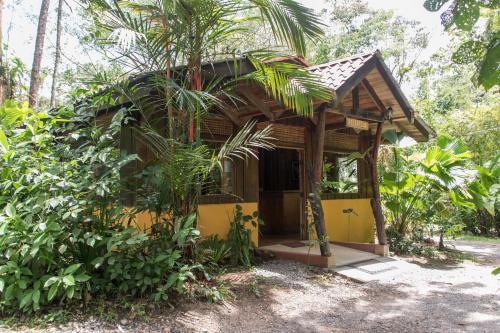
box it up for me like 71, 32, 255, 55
386, 227, 422, 255
0, 102, 207, 314
227, 205, 262, 267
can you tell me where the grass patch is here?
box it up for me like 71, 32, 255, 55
456, 235, 500, 244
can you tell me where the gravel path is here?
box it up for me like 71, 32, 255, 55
2, 240, 499, 333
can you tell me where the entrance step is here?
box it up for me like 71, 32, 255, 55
334, 257, 408, 283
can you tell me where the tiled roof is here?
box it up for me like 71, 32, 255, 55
307, 52, 377, 91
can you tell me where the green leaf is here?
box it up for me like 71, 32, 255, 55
62, 275, 75, 287
452, 41, 485, 64
19, 292, 32, 310
47, 283, 59, 302
4, 203, 15, 218
32, 289, 41, 305
453, 0, 480, 31
165, 273, 178, 289
18, 279, 27, 289
44, 277, 59, 288
424, 0, 450, 11
63, 263, 81, 275
492, 267, 500, 275
478, 42, 500, 90
75, 274, 91, 282
0, 128, 8, 152
66, 286, 75, 299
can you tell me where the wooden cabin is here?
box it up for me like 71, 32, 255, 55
98, 51, 433, 267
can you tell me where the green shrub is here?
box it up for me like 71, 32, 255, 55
227, 205, 262, 267
0, 103, 208, 314
386, 227, 422, 255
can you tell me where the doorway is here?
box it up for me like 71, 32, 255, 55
258, 148, 303, 242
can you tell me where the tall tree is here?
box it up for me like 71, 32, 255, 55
50, 0, 63, 107
423, 0, 500, 90
28, 0, 51, 108
312, 0, 429, 85
0, 0, 5, 104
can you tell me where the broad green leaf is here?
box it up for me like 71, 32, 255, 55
4, 203, 15, 218
424, 0, 450, 11
493, 267, 500, 275
75, 274, 91, 282
0, 128, 8, 152
62, 275, 75, 287
66, 286, 75, 299
32, 289, 41, 305
452, 41, 485, 64
453, 0, 480, 31
63, 263, 81, 275
19, 292, 32, 310
478, 42, 500, 90
44, 277, 59, 288
47, 283, 59, 302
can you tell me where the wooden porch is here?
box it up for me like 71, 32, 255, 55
258, 238, 380, 268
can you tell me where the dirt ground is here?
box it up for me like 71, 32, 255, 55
2, 239, 499, 333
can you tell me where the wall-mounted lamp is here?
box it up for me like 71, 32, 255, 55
385, 106, 394, 121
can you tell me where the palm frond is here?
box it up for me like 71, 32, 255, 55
244, 52, 332, 117
249, 0, 325, 56
217, 120, 275, 163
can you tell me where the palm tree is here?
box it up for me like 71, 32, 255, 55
29, 0, 51, 108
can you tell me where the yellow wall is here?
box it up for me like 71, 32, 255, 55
321, 199, 375, 243
197, 203, 259, 247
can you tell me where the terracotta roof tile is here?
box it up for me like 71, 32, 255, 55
307, 52, 376, 91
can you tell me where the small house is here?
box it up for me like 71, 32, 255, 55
96, 51, 433, 267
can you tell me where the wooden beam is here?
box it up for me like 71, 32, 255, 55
325, 119, 346, 131
361, 79, 386, 114
326, 106, 384, 123
352, 86, 359, 112
375, 60, 414, 123
217, 103, 243, 127
239, 91, 276, 120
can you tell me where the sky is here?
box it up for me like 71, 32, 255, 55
4, 0, 450, 99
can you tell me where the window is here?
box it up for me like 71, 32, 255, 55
323, 152, 358, 194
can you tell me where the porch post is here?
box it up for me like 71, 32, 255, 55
369, 122, 387, 245
307, 104, 331, 257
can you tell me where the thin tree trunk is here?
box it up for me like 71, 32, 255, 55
29, 0, 51, 108
0, 0, 6, 104
369, 122, 387, 245
438, 229, 445, 250
308, 105, 331, 257
50, 0, 63, 107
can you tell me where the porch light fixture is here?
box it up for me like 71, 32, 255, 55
385, 106, 394, 121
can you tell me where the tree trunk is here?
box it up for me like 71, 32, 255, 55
369, 122, 387, 245
308, 105, 331, 257
438, 229, 445, 250
28, 0, 51, 108
0, 0, 6, 104
50, 0, 63, 108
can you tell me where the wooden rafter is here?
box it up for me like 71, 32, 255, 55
217, 103, 243, 127
325, 119, 346, 131
361, 79, 386, 114
352, 86, 359, 112
239, 90, 276, 120
326, 106, 384, 123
